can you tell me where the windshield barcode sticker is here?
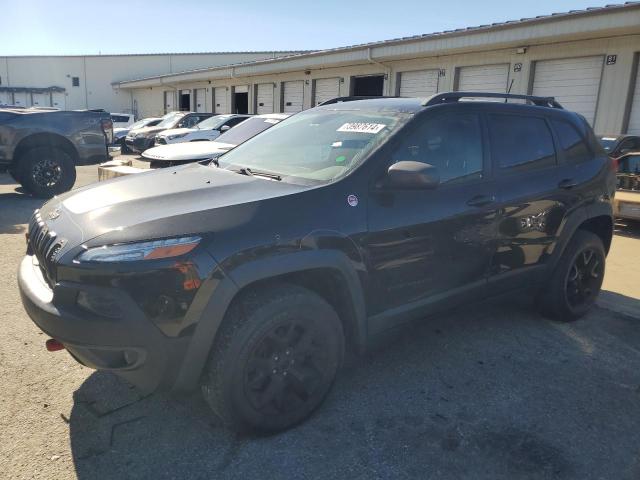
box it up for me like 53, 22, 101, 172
337, 123, 386, 134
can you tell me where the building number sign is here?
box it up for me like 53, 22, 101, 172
513, 63, 523, 72
606, 55, 617, 65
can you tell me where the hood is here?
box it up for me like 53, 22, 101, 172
142, 141, 236, 161
157, 127, 195, 138
39, 162, 307, 255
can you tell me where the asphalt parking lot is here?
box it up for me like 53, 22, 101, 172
1, 161, 640, 479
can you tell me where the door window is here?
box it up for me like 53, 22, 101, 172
551, 119, 590, 163
489, 114, 556, 172
390, 113, 484, 184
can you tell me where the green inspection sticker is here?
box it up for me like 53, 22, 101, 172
335, 155, 346, 164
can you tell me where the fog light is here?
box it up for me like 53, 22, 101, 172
77, 290, 122, 318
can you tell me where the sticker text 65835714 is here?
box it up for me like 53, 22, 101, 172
337, 123, 386, 134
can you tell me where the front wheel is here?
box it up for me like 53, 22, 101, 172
539, 230, 605, 322
19, 146, 76, 198
201, 284, 345, 432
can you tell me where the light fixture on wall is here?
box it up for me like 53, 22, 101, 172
340, 77, 345, 83
516, 47, 528, 54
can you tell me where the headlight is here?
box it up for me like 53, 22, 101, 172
168, 133, 188, 140
75, 236, 201, 263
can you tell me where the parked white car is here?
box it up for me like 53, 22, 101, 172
111, 112, 135, 128
143, 113, 290, 167
155, 114, 250, 145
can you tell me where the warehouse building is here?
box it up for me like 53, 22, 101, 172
116, 2, 640, 135
0, 51, 304, 113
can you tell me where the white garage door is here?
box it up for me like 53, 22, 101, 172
283, 81, 304, 113
164, 90, 175, 113
314, 78, 340, 106
51, 92, 66, 110
12, 92, 28, 107
31, 92, 50, 107
214, 87, 228, 114
0, 91, 12, 105
457, 64, 509, 94
399, 69, 439, 97
194, 88, 207, 112
627, 67, 640, 135
256, 83, 274, 114
532, 56, 604, 125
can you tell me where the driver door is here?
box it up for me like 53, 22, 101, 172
364, 110, 499, 331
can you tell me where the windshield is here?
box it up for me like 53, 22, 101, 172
156, 112, 183, 128
196, 115, 233, 130
218, 109, 406, 183
215, 117, 281, 145
599, 137, 618, 152
129, 118, 155, 129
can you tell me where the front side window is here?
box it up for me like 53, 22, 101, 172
552, 119, 590, 163
489, 114, 556, 171
218, 109, 407, 183
157, 112, 184, 128
390, 112, 484, 184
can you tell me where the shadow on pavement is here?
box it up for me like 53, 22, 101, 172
68, 298, 640, 480
0, 189, 43, 234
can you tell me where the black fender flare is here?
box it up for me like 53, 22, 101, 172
172, 249, 367, 392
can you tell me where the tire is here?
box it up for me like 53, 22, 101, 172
120, 138, 131, 154
539, 230, 606, 322
201, 283, 345, 433
19, 146, 76, 198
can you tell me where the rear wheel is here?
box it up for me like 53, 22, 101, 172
539, 230, 605, 322
19, 146, 76, 198
201, 284, 344, 432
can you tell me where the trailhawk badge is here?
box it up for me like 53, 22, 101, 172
347, 194, 358, 207
48, 207, 61, 220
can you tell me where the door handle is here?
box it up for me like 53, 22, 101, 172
558, 178, 578, 190
466, 195, 496, 207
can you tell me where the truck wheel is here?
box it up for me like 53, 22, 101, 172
539, 230, 605, 322
120, 138, 131, 154
201, 284, 344, 432
20, 146, 76, 198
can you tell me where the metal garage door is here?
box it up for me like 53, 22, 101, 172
164, 90, 175, 113
256, 83, 274, 114
31, 92, 50, 107
283, 81, 304, 113
532, 56, 604, 125
627, 66, 640, 135
12, 92, 28, 107
399, 69, 439, 97
51, 92, 66, 110
314, 78, 340, 106
194, 88, 207, 112
457, 64, 509, 93
0, 91, 12, 105
214, 87, 228, 114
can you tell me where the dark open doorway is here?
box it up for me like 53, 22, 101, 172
233, 92, 249, 114
179, 91, 191, 111
351, 75, 384, 96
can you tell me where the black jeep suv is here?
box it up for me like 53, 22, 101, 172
18, 92, 616, 432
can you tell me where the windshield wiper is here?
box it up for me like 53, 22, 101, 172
235, 167, 281, 181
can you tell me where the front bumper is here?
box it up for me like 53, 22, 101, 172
18, 255, 189, 394
125, 136, 155, 153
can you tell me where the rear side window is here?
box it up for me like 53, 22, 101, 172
111, 115, 130, 123
489, 114, 555, 171
390, 112, 484, 184
552, 119, 590, 163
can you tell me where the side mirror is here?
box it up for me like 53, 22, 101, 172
219, 125, 231, 132
385, 161, 440, 189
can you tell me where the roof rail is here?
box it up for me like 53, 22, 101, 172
422, 92, 563, 109
318, 95, 398, 106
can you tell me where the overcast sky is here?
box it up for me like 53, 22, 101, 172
0, 0, 622, 55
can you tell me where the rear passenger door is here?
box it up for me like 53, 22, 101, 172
488, 112, 583, 287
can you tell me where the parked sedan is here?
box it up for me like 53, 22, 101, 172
125, 111, 213, 153
598, 134, 640, 158
142, 113, 289, 168
155, 114, 250, 145
114, 117, 162, 153
614, 152, 640, 221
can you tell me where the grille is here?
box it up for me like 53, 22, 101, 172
28, 211, 62, 288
